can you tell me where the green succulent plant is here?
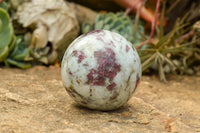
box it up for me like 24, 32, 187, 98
0, 2, 31, 69
0, 7, 14, 62
137, 2, 199, 81
0, 1, 8, 10
81, 5, 199, 82
82, 12, 146, 46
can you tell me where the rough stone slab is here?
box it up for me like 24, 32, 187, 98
0, 66, 199, 132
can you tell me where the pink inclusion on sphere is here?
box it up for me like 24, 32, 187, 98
83, 30, 102, 36
86, 47, 121, 90
72, 50, 86, 63
134, 74, 140, 90
126, 45, 130, 52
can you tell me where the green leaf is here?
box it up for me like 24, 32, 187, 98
157, 24, 187, 48
158, 0, 166, 39
0, 2, 8, 11
0, 19, 2, 31
141, 53, 157, 71
0, 8, 9, 32
0, 25, 13, 49
0, 46, 9, 62
9, 36, 30, 61
158, 58, 166, 82
6, 58, 31, 69
81, 22, 92, 34
162, 41, 196, 54
0, 7, 14, 62
9, 35, 16, 52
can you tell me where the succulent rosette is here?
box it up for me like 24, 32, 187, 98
0, 2, 31, 68
82, 12, 146, 46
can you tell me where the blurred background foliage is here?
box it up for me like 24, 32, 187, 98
0, 0, 200, 81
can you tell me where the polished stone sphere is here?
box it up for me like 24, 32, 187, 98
61, 30, 142, 110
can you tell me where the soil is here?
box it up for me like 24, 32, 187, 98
0, 66, 199, 133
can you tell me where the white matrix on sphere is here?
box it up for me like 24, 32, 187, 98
61, 30, 142, 110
